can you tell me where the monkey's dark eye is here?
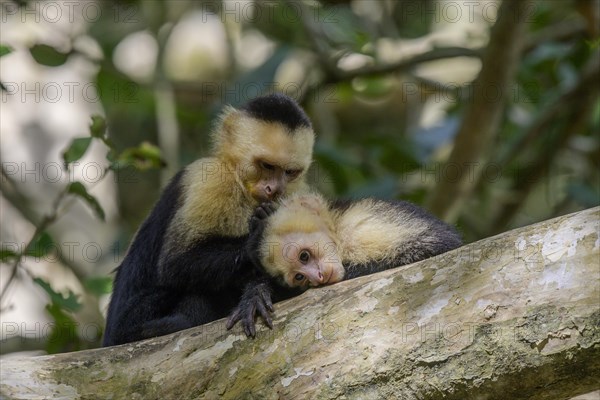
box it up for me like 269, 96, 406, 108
261, 162, 275, 171
299, 250, 310, 264
294, 273, 305, 281
285, 169, 301, 179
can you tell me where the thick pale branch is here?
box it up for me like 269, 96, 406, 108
1, 207, 599, 399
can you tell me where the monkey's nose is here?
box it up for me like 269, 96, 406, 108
265, 185, 281, 200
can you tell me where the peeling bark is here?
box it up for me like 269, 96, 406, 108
1, 207, 599, 400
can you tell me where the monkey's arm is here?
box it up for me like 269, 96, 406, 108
226, 275, 301, 337
158, 235, 256, 292
226, 203, 302, 336
226, 276, 273, 337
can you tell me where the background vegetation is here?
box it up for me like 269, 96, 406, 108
1, 0, 598, 355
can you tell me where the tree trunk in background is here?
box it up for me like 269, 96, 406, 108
426, 0, 532, 222
1, 207, 599, 400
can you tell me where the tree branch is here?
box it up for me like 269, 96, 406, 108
1, 207, 598, 399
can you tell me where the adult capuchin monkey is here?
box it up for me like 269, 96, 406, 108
227, 192, 462, 337
103, 93, 315, 346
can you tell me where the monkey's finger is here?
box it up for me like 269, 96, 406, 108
254, 206, 269, 220
243, 318, 256, 338
257, 202, 276, 219
256, 300, 273, 330
226, 309, 242, 330
259, 291, 274, 312
244, 305, 257, 337
263, 203, 277, 215
249, 216, 260, 231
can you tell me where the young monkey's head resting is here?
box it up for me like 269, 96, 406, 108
211, 93, 315, 204
259, 193, 345, 289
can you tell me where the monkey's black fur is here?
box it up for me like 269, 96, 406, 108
241, 93, 311, 131
103, 171, 262, 346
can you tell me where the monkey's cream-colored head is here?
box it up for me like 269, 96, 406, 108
260, 193, 345, 289
211, 94, 315, 205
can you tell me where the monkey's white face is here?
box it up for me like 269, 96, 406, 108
273, 231, 345, 289
226, 119, 313, 203
245, 159, 303, 203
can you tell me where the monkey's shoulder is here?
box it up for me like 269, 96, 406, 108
165, 159, 252, 242
332, 198, 461, 263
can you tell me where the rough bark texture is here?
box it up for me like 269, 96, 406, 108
1, 207, 599, 400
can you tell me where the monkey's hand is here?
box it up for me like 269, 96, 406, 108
246, 202, 276, 269
226, 278, 274, 337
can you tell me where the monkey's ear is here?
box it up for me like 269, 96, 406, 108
219, 106, 242, 140
298, 194, 327, 216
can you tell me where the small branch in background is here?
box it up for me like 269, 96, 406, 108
498, 53, 600, 169
153, 25, 180, 187
575, 0, 600, 38
489, 54, 600, 233
1, 166, 36, 226
286, 0, 340, 75
0, 186, 68, 311
332, 47, 482, 82
0, 165, 88, 284
290, 0, 483, 87
425, 0, 533, 222
0, 166, 111, 311
300, 46, 482, 104
524, 18, 587, 52
154, 82, 179, 186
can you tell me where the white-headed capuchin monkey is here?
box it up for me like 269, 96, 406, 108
103, 94, 315, 346
227, 192, 461, 336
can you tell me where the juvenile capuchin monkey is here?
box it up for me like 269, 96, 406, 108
103, 94, 315, 346
227, 192, 462, 336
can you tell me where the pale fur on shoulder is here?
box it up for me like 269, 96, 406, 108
334, 199, 429, 265
158, 158, 254, 268
179, 158, 254, 240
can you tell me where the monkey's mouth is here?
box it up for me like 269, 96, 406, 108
253, 192, 280, 204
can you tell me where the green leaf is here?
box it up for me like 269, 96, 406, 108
89, 115, 107, 139
62, 137, 92, 166
0, 249, 18, 261
25, 232, 54, 258
29, 44, 69, 67
0, 45, 13, 58
34, 278, 81, 312
44, 303, 81, 354
36, 278, 86, 353
111, 141, 166, 171
84, 276, 113, 297
68, 182, 106, 221
89, 115, 116, 151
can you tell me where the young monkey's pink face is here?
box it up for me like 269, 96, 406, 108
274, 231, 345, 289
